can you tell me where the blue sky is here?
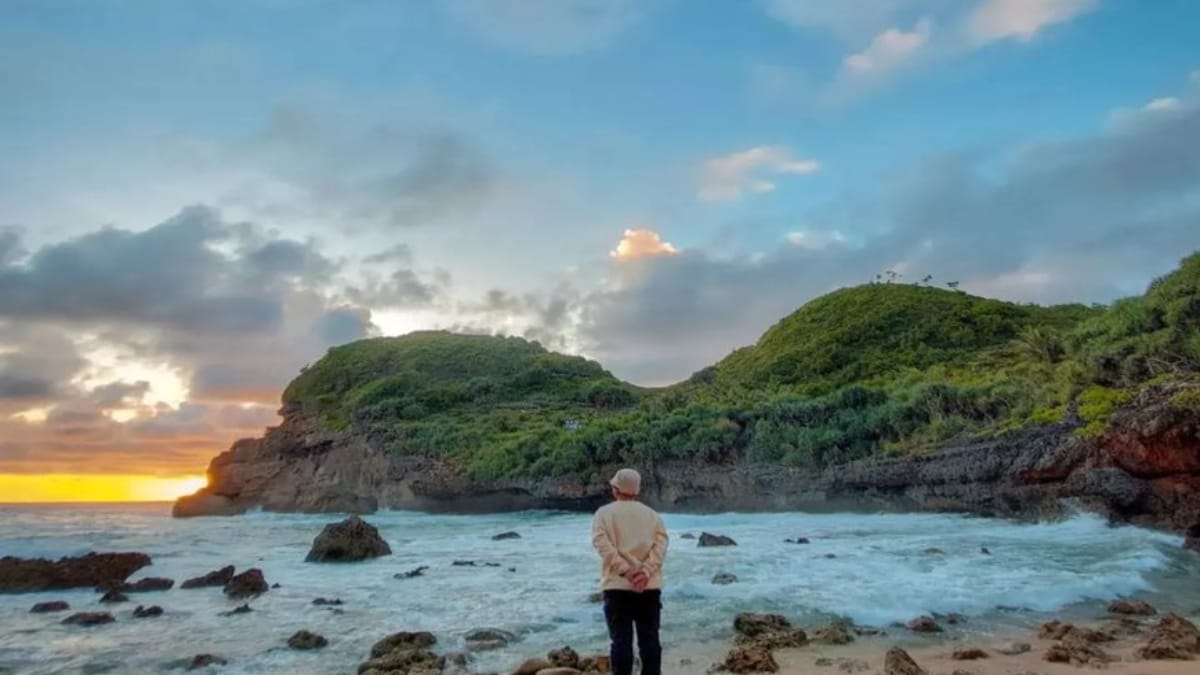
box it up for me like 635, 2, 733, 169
1, 0, 1199, 475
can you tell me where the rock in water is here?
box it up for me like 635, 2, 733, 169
223, 568, 268, 599
733, 613, 792, 639
312, 597, 343, 606
99, 590, 128, 604
785, 537, 810, 544
124, 577, 174, 592
884, 647, 926, 675
30, 601, 70, 613
698, 532, 737, 547
1137, 613, 1200, 660
133, 605, 163, 618
680, 533, 696, 540
1185, 537, 1198, 551
305, 515, 391, 562
491, 531, 521, 540
369, 631, 437, 658
0, 552, 151, 593
712, 572, 738, 585
62, 612, 115, 627
464, 628, 514, 651
394, 566, 428, 579
187, 654, 227, 670
548, 646, 580, 668
220, 604, 252, 616
181, 565, 235, 589
288, 630, 328, 650
1108, 599, 1157, 615
905, 616, 942, 633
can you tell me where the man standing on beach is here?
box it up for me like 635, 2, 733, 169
592, 468, 670, 675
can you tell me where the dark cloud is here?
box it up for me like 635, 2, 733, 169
0, 323, 88, 406
345, 268, 446, 309
364, 243, 414, 265
0, 227, 23, 265
368, 133, 494, 228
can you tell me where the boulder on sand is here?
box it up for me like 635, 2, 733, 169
721, 642, 778, 673
288, 630, 329, 650
1137, 613, 1200, 660
547, 646, 580, 668
884, 647, 926, 675
733, 613, 792, 639
305, 515, 391, 562
811, 618, 854, 645
181, 565, 235, 589
905, 616, 942, 633
223, 568, 268, 599
30, 601, 70, 613
1108, 599, 1156, 615
698, 532, 737, 547
0, 552, 151, 593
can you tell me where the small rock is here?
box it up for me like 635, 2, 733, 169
288, 630, 328, 650
187, 654, 227, 671
223, 568, 267, 599
884, 647, 926, 675
680, 533, 696, 540
712, 573, 738, 585
547, 646, 580, 668
31, 601, 70, 613
1037, 620, 1113, 642
312, 597, 343, 606
305, 515, 391, 563
815, 658, 834, 666
221, 604, 252, 616
923, 548, 945, 555
721, 643, 777, 673
811, 619, 855, 645
786, 537, 810, 544
951, 648, 988, 660
996, 642, 1031, 655
906, 616, 942, 633
271, 583, 280, 588
395, 565, 429, 579
99, 590, 128, 604
980, 547, 991, 555
452, 560, 500, 567
733, 613, 792, 638
698, 532, 737, 547
181, 566, 235, 589
132, 605, 163, 618
62, 612, 115, 626
836, 659, 870, 673
1044, 635, 1113, 665
512, 658, 553, 675
125, 577, 174, 592
369, 631, 437, 658
824, 553, 837, 559
491, 531, 521, 541
942, 613, 966, 625
1108, 599, 1156, 616
464, 628, 514, 651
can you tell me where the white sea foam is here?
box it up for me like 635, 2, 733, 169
0, 504, 1194, 674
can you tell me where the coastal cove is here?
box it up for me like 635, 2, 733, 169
2, 503, 1199, 674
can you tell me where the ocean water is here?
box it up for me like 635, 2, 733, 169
0, 504, 1197, 674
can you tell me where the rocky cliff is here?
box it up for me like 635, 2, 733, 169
174, 385, 1200, 534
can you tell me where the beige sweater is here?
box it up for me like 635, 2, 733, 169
591, 500, 669, 591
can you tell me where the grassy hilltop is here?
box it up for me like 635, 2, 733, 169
282, 253, 1200, 482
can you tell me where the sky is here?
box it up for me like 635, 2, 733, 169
2, 0, 1199, 500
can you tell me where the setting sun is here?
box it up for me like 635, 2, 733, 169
0, 474, 208, 503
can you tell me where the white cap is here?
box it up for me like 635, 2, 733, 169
609, 468, 641, 496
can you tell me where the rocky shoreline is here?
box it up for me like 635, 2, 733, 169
174, 386, 1200, 535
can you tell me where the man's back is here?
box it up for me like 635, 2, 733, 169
592, 499, 668, 591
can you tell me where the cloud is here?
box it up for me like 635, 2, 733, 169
843, 19, 933, 74
363, 244, 414, 265
610, 229, 679, 261
763, 0, 923, 39
343, 268, 447, 309
968, 0, 1096, 44
698, 146, 821, 203
786, 230, 848, 250
1144, 97, 1181, 112
444, 0, 641, 55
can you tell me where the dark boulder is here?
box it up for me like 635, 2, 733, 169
223, 568, 267, 599
125, 577, 174, 592
187, 654, 227, 670
548, 646, 580, 668
181, 566, 235, 589
312, 597, 343, 606
0, 552, 151, 593
1137, 613, 1200, 660
395, 566, 428, 579
698, 532, 737, 547
369, 631, 437, 658
99, 590, 128, 604
305, 515, 391, 563
712, 573, 738, 585
288, 630, 328, 650
785, 537, 810, 544
491, 531, 521, 540
30, 601, 70, 613
905, 616, 942, 633
1108, 599, 1156, 616
62, 612, 115, 627
464, 628, 514, 651
720, 643, 777, 673
733, 613, 791, 639
220, 604, 252, 616
884, 647, 926, 675
811, 619, 854, 645
133, 605, 163, 618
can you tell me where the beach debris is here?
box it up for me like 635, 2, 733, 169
312, 597, 343, 606
61, 612, 115, 627
996, 641, 1030, 655
785, 537, 810, 544
884, 647, 926, 675
123, 576, 174, 592
30, 601, 70, 613
187, 654, 227, 670
698, 532, 737, 547
905, 616, 942, 633
712, 572, 739, 585
1108, 599, 1156, 615
1137, 613, 1200, 660
0, 552, 151, 593
223, 568, 268, 599
288, 630, 328, 650
99, 590, 129, 604
951, 648, 988, 660
305, 515, 391, 563
465, 628, 515, 651
395, 565, 429, 579
181, 565, 235, 589
492, 531, 521, 541
811, 618, 855, 645
132, 605, 163, 618
548, 646, 580, 668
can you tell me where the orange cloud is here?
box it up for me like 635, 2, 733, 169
610, 228, 679, 262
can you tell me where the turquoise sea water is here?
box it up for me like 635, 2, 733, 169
0, 504, 1197, 674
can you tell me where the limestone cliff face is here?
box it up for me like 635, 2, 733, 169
174, 389, 1200, 534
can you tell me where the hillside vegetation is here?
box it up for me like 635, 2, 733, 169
284, 253, 1200, 481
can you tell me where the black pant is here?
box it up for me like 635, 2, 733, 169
603, 590, 662, 675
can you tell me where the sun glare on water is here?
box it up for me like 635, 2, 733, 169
0, 474, 208, 503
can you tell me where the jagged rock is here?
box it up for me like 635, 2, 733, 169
1108, 599, 1156, 615
699, 532, 737, 547
465, 628, 514, 651
997, 642, 1030, 655
187, 654, 227, 670
124, 577, 174, 592
884, 647, 926, 675
30, 601, 69, 613
132, 605, 163, 618
1044, 634, 1113, 665
181, 566, 235, 589
952, 648, 987, 660
785, 537, 810, 544
1104, 616, 1147, 636
512, 658, 553, 675
62, 612, 115, 626
1137, 613, 1200, 660
811, 619, 854, 645
288, 630, 328, 650
305, 515, 391, 562
0, 552, 151, 592
1037, 620, 1113, 642
492, 531, 521, 541
721, 643, 778, 673
223, 568, 267, 599
99, 590, 128, 604
547, 646, 580, 668
369, 631, 437, 658
712, 572, 738, 585
733, 613, 791, 639
395, 566, 429, 579
313, 597, 343, 606
905, 616, 942, 633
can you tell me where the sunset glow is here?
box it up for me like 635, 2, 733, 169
0, 474, 208, 503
